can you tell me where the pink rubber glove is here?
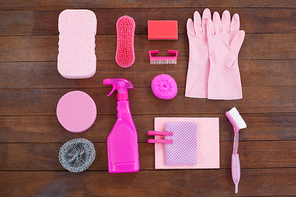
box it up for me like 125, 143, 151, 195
207, 11, 245, 100
185, 9, 211, 98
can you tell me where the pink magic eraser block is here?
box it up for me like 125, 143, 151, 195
58, 9, 97, 79
148, 20, 178, 40
57, 91, 97, 133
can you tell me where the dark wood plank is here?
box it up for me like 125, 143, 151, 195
0, 113, 296, 143
0, 169, 295, 196
0, 0, 295, 10
0, 8, 295, 36
0, 141, 295, 170
0, 60, 295, 89
0, 86, 295, 115
0, 34, 295, 62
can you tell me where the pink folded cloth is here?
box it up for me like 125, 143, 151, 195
154, 117, 220, 170
164, 122, 198, 165
185, 9, 245, 100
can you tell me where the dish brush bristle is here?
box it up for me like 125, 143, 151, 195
228, 107, 247, 129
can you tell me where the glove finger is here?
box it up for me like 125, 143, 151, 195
231, 13, 240, 32
213, 11, 221, 34
222, 10, 231, 32
187, 18, 195, 35
202, 8, 211, 33
193, 11, 202, 34
207, 18, 215, 37
230, 30, 245, 51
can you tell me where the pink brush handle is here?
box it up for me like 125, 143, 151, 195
232, 153, 241, 194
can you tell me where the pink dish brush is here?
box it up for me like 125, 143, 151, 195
225, 107, 247, 194
116, 16, 135, 68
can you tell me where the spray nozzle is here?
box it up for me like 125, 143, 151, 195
103, 78, 134, 100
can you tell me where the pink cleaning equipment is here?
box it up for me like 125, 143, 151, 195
56, 91, 97, 133
148, 20, 178, 40
206, 10, 245, 100
185, 9, 245, 100
57, 9, 97, 79
116, 16, 136, 68
185, 9, 211, 98
226, 107, 247, 194
149, 50, 178, 64
151, 74, 178, 100
103, 78, 140, 173
147, 122, 198, 166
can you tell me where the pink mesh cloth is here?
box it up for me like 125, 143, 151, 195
164, 122, 198, 165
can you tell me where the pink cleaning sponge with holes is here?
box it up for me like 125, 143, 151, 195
116, 16, 135, 68
56, 91, 97, 133
58, 9, 97, 79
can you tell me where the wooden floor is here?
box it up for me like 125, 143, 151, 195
0, 1, 295, 196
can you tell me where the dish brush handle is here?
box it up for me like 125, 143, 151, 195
232, 153, 241, 193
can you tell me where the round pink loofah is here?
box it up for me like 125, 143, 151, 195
57, 91, 97, 133
151, 74, 178, 100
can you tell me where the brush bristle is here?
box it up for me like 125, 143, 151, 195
115, 16, 135, 68
228, 107, 247, 129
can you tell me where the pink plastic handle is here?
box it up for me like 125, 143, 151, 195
147, 139, 173, 144
232, 153, 241, 193
147, 131, 173, 136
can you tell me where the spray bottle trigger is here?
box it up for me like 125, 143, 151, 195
106, 85, 116, 97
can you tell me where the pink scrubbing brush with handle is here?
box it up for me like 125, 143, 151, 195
225, 107, 247, 194
116, 15, 135, 68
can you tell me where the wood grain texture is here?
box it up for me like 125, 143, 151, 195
0, 0, 296, 10
0, 1, 295, 196
0, 141, 295, 170
0, 8, 295, 36
0, 60, 295, 89
0, 34, 295, 62
0, 169, 295, 196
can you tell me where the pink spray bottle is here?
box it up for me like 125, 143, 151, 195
103, 78, 140, 173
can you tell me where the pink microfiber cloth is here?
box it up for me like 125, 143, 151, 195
185, 9, 245, 100
164, 122, 198, 165
57, 9, 97, 79
154, 117, 219, 169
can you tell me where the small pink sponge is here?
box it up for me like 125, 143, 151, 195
57, 91, 97, 133
151, 74, 178, 100
58, 9, 97, 79
148, 20, 178, 40
116, 16, 135, 68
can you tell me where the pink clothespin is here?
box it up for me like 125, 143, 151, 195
147, 131, 173, 143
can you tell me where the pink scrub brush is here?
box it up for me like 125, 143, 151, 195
225, 107, 247, 194
115, 16, 135, 68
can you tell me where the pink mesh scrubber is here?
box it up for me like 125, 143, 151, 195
57, 91, 97, 133
57, 9, 97, 79
151, 74, 178, 100
164, 122, 198, 165
206, 11, 245, 100
116, 16, 136, 68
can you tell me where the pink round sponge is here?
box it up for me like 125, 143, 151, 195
57, 91, 97, 133
151, 74, 178, 100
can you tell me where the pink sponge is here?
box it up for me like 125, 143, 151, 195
116, 16, 135, 68
58, 9, 97, 79
57, 91, 97, 133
